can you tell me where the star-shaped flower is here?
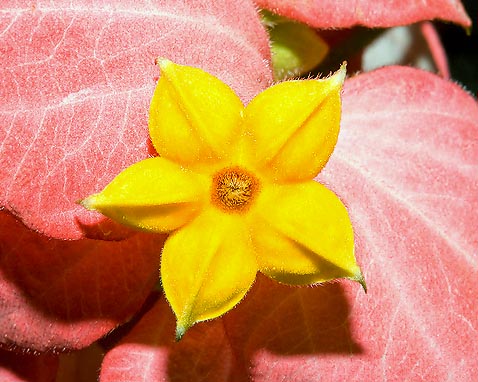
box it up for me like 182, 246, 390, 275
81, 59, 365, 339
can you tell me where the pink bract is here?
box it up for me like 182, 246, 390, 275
256, 0, 471, 28
0, 0, 272, 240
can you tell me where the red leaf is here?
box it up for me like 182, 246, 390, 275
0, 348, 58, 382
56, 343, 104, 382
0, 0, 272, 240
99, 67, 478, 380
0, 211, 165, 351
256, 0, 471, 28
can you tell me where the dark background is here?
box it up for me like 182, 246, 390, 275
438, 0, 478, 93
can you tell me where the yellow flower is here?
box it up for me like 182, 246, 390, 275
81, 59, 365, 339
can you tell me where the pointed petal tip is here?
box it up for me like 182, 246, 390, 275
175, 322, 189, 342
77, 195, 97, 211
175, 315, 195, 342
355, 271, 367, 293
155, 57, 174, 71
330, 61, 347, 87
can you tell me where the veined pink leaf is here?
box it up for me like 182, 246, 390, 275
0, 0, 272, 240
0, 211, 165, 351
255, 0, 471, 28
99, 67, 478, 381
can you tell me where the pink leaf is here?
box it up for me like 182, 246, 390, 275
99, 67, 478, 381
255, 0, 471, 28
0, 0, 272, 240
0, 211, 165, 351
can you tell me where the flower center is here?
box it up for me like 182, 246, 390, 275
212, 167, 259, 212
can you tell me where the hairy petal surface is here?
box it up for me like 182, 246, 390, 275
161, 209, 257, 338
149, 60, 244, 169
0, 211, 165, 351
253, 182, 362, 286
255, 0, 471, 28
0, 0, 272, 239
81, 157, 209, 232
243, 65, 345, 182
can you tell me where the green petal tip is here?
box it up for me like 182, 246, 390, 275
77, 195, 97, 211
155, 57, 172, 70
175, 324, 186, 342
356, 271, 367, 293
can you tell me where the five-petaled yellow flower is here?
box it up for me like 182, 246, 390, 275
81, 59, 365, 339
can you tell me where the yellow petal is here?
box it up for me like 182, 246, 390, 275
149, 59, 244, 170
80, 157, 208, 233
252, 181, 365, 288
242, 64, 345, 182
161, 208, 257, 339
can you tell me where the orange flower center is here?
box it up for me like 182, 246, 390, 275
212, 167, 259, 212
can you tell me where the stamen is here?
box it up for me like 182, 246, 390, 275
212, 167, 259, 212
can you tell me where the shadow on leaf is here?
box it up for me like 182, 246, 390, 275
0, 210, 165, 350
0, 347, 58, 382
75, 215, 137, 241
225, 274, 362, 357
100, 273, 362, 382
